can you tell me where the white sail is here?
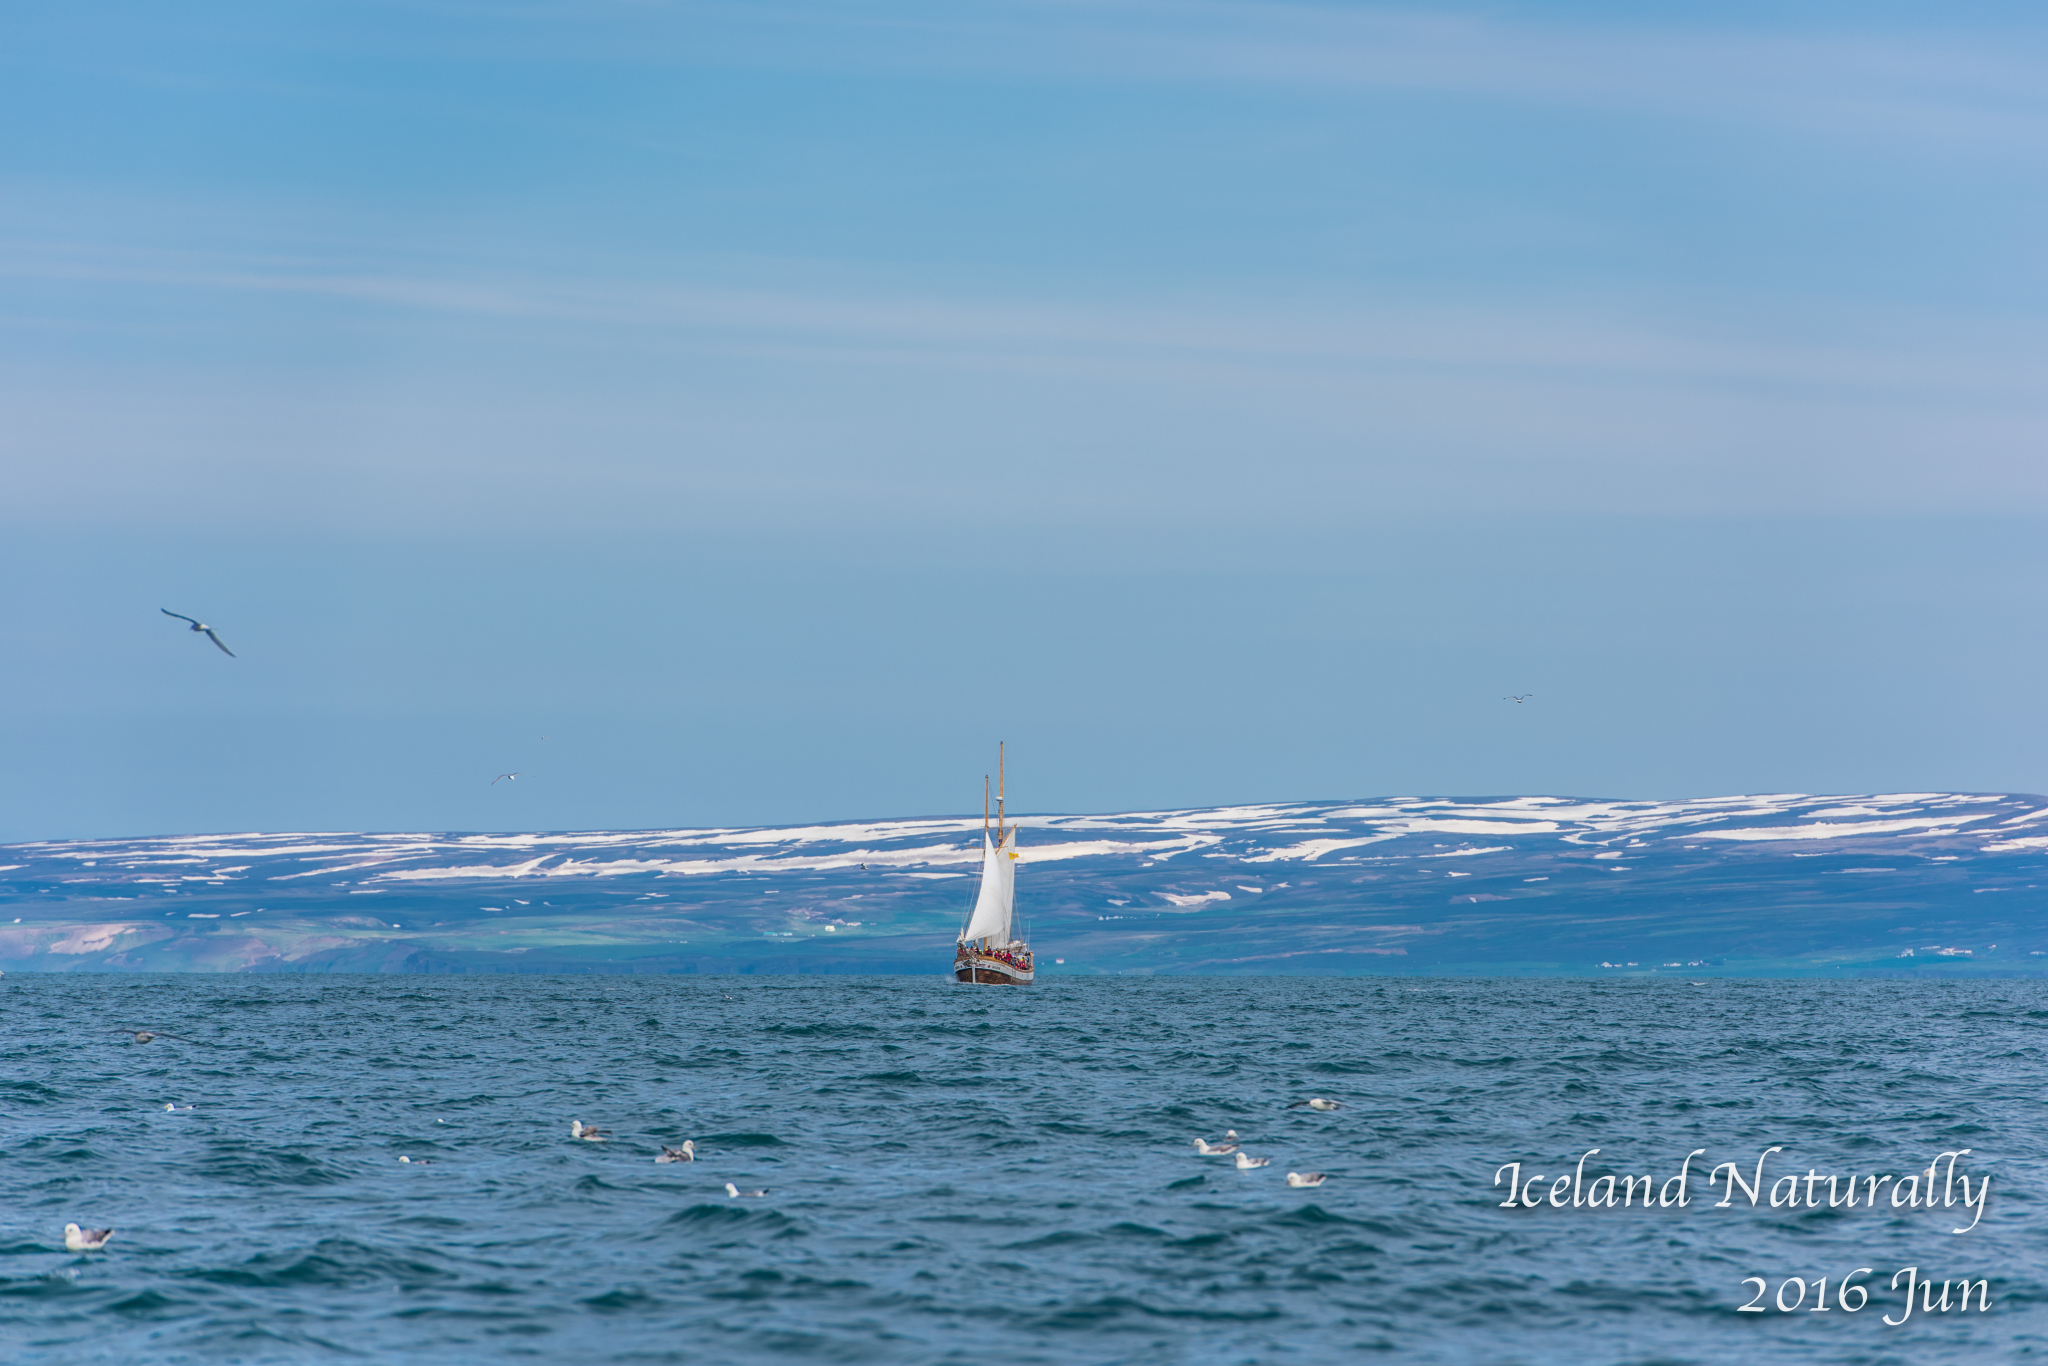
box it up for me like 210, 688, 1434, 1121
958, 828, 1018, 944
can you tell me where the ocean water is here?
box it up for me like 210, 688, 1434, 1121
3, 975, 2043, 1364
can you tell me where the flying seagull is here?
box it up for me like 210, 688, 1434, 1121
570, 1120, 609, 1142
161, 610, 234, 657
656, 1142, 696, 1163
1505, 694, 1532, 703
1288, 1098, 1343, 1112
725, 1182, 769, 1198
1286, 1172, 1328, 1188
64, 1224, 114, 1252
1234, 1152, 1271, 1169
492, 773, 525, 785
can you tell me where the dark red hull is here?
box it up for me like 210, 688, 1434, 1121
954, 952, 1034, 984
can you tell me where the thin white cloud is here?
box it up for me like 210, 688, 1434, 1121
4, 234, 2040, 397
478, 1, 2048, 154
88, 3, 2044, 153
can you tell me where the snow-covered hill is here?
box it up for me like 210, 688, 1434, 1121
3, 793, 2044, 974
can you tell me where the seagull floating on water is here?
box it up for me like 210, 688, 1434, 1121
1286, 1172, 1328, 1188
1288, 1098, 1343, 1112
725, 1182, 768, 1198
1235, 1152, 1271, 1169
112, 1029, 191, 1045
570, 1120, 609, 1142
398, 1156, 431, 1165
657, 1142, 696, 1163
162, 1102, 193, 1112
64, 1224, 114, 1252
161, 609, 235, 657
1192, 1138, 1239, 1156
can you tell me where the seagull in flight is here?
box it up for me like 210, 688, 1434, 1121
161, 610, 234, 657
1504, 694, 1532, 703
64, 1224, 114, 1252
1288, 1098, 1343, 1112
492, 773, 525, 785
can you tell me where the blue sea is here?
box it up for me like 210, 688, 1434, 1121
4, 975, 2044, 1364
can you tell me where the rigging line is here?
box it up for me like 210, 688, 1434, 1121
961, 774, 990, 944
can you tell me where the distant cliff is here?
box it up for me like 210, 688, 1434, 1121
2, 793, 2044, 975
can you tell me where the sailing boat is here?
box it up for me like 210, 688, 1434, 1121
954, 744, 1035, 985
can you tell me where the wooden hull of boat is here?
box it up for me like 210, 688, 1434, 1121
955, 955, 1034, 985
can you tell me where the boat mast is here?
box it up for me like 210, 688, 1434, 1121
998, 741, 1010, 949
981, 774, 991, 951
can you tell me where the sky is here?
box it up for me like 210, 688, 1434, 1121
2, 1, 2045, 840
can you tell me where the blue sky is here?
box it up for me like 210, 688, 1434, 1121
3, 2, 2045, 839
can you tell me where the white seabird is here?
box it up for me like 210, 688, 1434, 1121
162, 1103, 193, 1112
1192, 1138, 1239, 1156
656, 1142, 696, 1163
1288, 1098, 1343, 1112
725, 1182, 768, 1198
399, 1156, 431, 1165
1234, 1152, 1271, 1169
64, 1224, 114, 1252
570, 1120, 609, 1142
1286, 1172, 1328, 1188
